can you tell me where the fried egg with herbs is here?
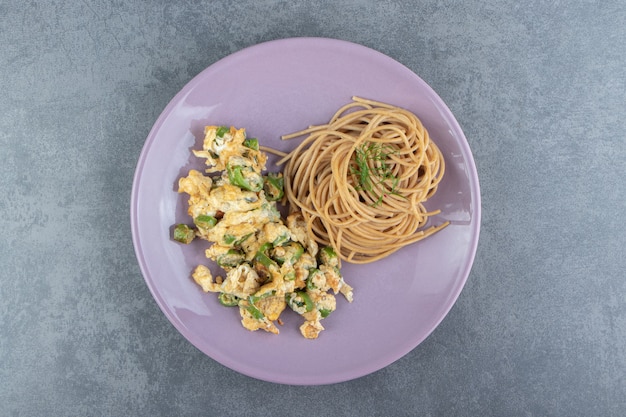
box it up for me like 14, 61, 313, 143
174, 126, 353, 339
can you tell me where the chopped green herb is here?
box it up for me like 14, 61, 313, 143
349, 142, 404, 206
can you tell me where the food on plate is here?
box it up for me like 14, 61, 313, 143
277, 97, 449, 264
174, 126, 353, 339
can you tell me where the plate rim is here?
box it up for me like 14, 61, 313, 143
130, 36, 481, 385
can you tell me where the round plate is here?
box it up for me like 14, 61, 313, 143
131, 37, 480, 385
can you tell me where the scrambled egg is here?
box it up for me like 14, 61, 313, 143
175, 126, 353, 339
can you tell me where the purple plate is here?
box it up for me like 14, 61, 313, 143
131, 37, 480, 385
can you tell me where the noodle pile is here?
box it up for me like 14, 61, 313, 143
273, 97, 448, 264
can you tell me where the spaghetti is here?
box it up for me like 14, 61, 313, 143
276, 97, 448, 264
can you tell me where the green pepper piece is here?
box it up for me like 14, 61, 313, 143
258, 242, 273, 253
245, 297, 265, 319
271, 231, 290, 247
263, 172, 284, 201
319, 308, 332, 318
235, 233, 253, 246
284, 270, 296, 281
216, 126, 229, 138
272, 242, 304, 265
173, 224, 195, 244
223, 233, 253, 246
254, 250, 278, 268
246, 304, 265, 320
223, 234, 236, 245
286, 291, 314, 313
194, 214, 217, 229
301, 292, 314, 312
227, 164, 263, 192
243, 138, 259, 150
249, 290, 276, 304
319, 245, 339, 267
216, 249, 245, 268
253, 242, 277, 281
288, 243, 305, 264
306, 268, 323, 291
218, 293, 239, 307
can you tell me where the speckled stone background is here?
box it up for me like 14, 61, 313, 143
1, 1, 625, 416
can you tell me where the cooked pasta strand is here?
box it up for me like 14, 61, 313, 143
278, 97, 448, 264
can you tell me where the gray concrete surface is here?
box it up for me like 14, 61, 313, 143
1, 1, 625, 416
